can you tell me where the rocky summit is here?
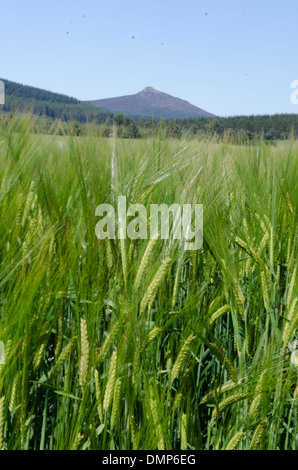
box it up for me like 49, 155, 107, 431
88, 86, 215, 119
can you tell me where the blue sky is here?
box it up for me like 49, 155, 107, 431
1, 0, 298, 116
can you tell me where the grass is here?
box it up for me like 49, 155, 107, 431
0, 114, 297, 450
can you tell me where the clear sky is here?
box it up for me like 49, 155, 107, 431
1, 0, 298, 116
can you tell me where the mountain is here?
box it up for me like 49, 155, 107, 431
0, 78, 111, 123
88, 86, 215, 119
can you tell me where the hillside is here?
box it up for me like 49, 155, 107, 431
88, 86, 215, 119
0, 79, 111, 123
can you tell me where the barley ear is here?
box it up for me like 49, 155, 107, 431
181, 413, 187, 450
79, 318, 90, 388
248, 370, 266, 422
209, 305, 230, 326
71, 433, 84, 450
171, 334, 196, 382
103, 349, 117, 411
140, 257, 171, 314
111, 378, 121, 430
212, 393, 246, 419
207, 341, 238, 384
48, 337, 74, 382
249, 419, 266, 450
134, 237, 158, 290
149, 395, 165, 450
225, 431, 245, 450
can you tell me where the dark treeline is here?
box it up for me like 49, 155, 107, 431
1, 78, 112, 123
107, 113, 298, 141
138, 114, 298, 141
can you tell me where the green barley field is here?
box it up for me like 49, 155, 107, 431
0, 115, 297, 450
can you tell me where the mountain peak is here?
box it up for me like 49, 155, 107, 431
140, 86, 159, 93
88, 87, 215, 119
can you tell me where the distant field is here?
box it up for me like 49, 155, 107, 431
0, 115, 297, 450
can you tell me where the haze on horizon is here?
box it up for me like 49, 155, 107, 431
1, 0, 298, 117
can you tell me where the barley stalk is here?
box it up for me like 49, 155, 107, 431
48, 338, 74, 382
79, 318, 90, 387
141, 326, 161, 351
212, 393, 246, 419
261, 270, 270, 313
129, 415, 137, 449
248, 370, 266, 421
103, 349, 117, 411
33, 342, 47, 371
111, 378, 121, 430
140, 257, 171, 314
172, 391, 183, 413
94, 369, 104, 423
225, 431, 245, 450
209, 305, 230, 326
234, 236, 260, 265
98, 311, 127, 363
249, 419, 266, 450
181, 413, 187, 450
71, 433, 84, 450
21, 181, 35, 227
207, 341, 238, 384
258, 231, 269, 257
171, 334, 196, 382
255, 212, 268, 234
200, 380, 240, 405
150, 396, 165, 450
232, 278, 245, 318
9, 373, 19, 412
134, 237, 158, 290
